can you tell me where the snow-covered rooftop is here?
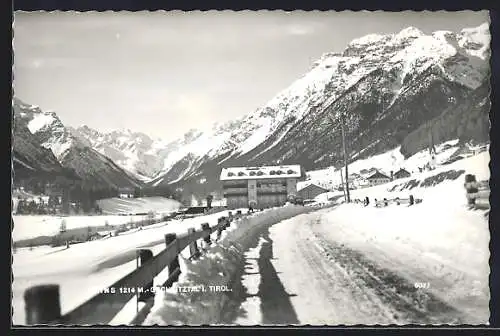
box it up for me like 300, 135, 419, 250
366, 171, 391, 180
297, 183, 328, 192
220, 165, 301, 181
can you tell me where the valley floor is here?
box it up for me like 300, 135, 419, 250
225, 202, 489, 325
12, 148, 491, 326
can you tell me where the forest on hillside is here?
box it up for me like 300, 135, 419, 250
400, 82, 490, 158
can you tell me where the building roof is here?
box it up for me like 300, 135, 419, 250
395, 168, 411, 175
220, 165, 301, 181
298, 183, 328, 193
367, 171, 390, 180
359, 168, 378, 178
119, 187, 135, 192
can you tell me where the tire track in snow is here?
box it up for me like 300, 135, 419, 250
292, 216, 398, 324
308, 213, 466, 324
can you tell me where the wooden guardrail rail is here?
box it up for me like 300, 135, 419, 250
21, 204, 334, 325
23, 211, 240, 325
352, 195, 422, 207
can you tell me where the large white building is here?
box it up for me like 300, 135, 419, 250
220, 165, 302, 209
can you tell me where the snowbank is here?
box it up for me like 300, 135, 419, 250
310, 152, 490, 323
143, 205, 322, 325
318, 199, 489, 323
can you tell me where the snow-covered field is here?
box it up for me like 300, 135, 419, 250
299, 140, 487, 191
96, 196, 182, 215
12, 197, 183, 242
12, 143, 490, 325
12, 210, 241, 325
12, 214, 153, 242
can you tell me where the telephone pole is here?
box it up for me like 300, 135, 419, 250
339, 164, 347, 202
340, 114, 351, 203
325, 99, 351, 204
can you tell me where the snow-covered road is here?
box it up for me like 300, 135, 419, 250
227, 205, 489, 325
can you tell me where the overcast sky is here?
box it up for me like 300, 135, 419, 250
13, 11, 489, 141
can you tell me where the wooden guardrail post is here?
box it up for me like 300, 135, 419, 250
24, 284, 61, 324
165, 233, 181, 287
187, 228, 200, 260
236, 210, 242, 218
409, 194, 414, 206
465, 174, 478, 205
228, 211, 233, 222
201, 223, 211, 245
137, 249, 154, 302
216, 217, 223, 241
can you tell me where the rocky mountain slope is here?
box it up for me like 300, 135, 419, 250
144, 23, 490, 200
71, 120, 245, 183
12, 117, 77, 182
69, 126, 161, 181
32, 23, 490, 202
12, 98, 143, 189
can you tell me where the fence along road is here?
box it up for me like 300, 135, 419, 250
22, 205, 323, 325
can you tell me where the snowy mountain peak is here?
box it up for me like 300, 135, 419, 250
396, 26, 425, 39
346, 27, 423, 53
183, 129, 203, 142
29, 23, 489, 193
349, 33, 389, 47
461, 21, 489, 37
457, 22, 490, 60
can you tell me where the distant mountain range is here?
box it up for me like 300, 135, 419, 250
12, 23, 491, 201
12, 98, 143, 190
